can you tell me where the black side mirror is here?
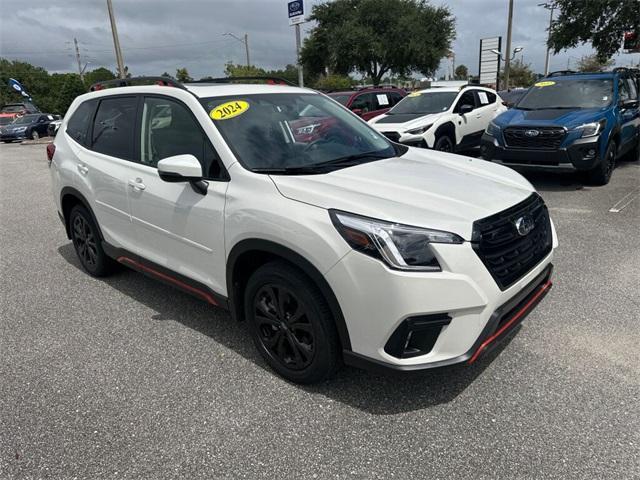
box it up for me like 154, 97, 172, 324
459, 104, 474, 115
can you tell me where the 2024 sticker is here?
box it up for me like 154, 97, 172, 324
534, 81, 556, 88
210, 100, 250, 120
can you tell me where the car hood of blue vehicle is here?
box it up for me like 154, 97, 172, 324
496, 107, 608, 129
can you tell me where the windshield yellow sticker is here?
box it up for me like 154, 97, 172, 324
210, 100, 249, 120
408, 92, 421, 97
534, 81, 555, 88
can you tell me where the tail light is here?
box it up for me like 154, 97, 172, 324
46, 143, 55, 166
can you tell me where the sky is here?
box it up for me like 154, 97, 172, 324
1, 0, 638, 80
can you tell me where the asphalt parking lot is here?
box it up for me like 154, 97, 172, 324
1, 141, 639, 479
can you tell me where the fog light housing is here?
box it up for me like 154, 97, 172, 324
384, 314, 451, 358
583, 148, 597, 160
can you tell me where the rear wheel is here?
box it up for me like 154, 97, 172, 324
69, 205, 115, 277
30, 130, 39, 140
434, 134, 454, 152
244, 261, 340, 384
586, 141, 616, 186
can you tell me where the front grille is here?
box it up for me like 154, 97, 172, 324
382, 131, 400, 142
472, 194, 552, 290
503, 127, 565, 150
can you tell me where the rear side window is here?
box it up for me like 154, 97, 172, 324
66, 100, 96, 147
91, 97, 137, 160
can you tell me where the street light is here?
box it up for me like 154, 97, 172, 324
223, 32, 250, 68
491, 46, 523, 61
539, 2, 557, 76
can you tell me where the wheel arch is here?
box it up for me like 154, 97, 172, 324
226, 239, 352, 351
434, 121, 457, 145
60, 187, 103, 241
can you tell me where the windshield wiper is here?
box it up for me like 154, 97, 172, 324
251, 152, 394, 175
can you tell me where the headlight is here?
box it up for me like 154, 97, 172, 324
406, 124, 432, 135
330, 210, 463, 271
575, 120, 605, 138
485, 121, 501, 137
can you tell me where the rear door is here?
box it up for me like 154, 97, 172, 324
78, 95, 138, 251
126, 95, 228, 293
618, 77, 640, 152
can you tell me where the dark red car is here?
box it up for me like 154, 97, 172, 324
328, 87, 406, 121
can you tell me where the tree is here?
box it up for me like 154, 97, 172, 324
576, 54, 615, 72
549, 0, 639, 59
84, 67, 116, 87
500, 59, 536, 88
224, 63, 266, 78
454, 64, 468, 80
314, 74, 354, 91
175, 67, 192, 82
160, 72, 175, 79
301, 0, 455, 86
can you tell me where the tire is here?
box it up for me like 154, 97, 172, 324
434, 134, 455, 152
30, 130, 39, 140
69, 205, 115, 277
586, 140, 616, 186
244, 261, 341, 384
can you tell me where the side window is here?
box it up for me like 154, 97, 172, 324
350, 93, 375, 113
92, 97, 137, 160
625, 78, 638, 100
455, 90, 476, 112
373, 92, 391, 110
66, 100, 96, 147
140, 96, 223, 179
389, 92, 404, 106
484, 91, 497, 104
618, 79, 630, 101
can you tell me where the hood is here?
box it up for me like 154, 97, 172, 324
270, 149, 535, 240
370, 112, 444, 131
497, 107, 607, 128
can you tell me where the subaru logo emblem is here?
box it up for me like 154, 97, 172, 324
524, 129, 540, 137
514, 215, 535, 236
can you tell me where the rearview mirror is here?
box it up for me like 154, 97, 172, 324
459, 104, 474, 115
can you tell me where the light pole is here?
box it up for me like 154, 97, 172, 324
504, 0, 514, 91
224, 33, 251, 68
539, 2, 556, 76
106, 0, 126, 79
491, 46, 524, 89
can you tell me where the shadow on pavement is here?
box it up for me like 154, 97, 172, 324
57, 242, 517, 414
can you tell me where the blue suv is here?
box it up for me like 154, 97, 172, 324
481, 69, 640, 185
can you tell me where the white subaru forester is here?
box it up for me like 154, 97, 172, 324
48, 77, 557, 384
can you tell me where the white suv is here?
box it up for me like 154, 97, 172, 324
49, 77, 556, 383
369, 86, 506, 152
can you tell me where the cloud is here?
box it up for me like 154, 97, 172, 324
1, 0, 638, 80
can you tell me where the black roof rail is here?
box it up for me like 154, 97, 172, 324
89, 76, 186, 92
186, 76, 297, 87
547, 70, 576, 77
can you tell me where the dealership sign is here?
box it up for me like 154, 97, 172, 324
478, 37, 501, 88
288, 0, 305, 25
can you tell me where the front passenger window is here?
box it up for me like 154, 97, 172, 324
455, 91, 476, 112
140, 97, 223, 179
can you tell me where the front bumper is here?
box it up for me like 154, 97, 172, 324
325, 230, 557, 371
1, 131, 28, 141
481, 133, 601, 171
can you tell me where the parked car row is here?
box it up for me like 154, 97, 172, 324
0, 113, 60, 142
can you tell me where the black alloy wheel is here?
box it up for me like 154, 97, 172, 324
253, 284, 315, 370
69, 205, 115, 277
586, 140, 616, 186
434, 135, 454, 152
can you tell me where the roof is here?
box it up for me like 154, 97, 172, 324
184, 83, 314, 97
416, 85, 497, 94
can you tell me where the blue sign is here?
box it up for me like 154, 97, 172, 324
288, 0, 303, 18
8, 78, 31, 100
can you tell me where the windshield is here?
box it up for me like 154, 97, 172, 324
1, 105, 24, 113
12, 115, 38, 124
328, 94, 352, 106
0, 117, 12, 125
201, 93, 397, 173
389, 91, 457, 114
517, 78, 613, 110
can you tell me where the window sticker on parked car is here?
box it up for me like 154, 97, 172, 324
534, 81, 555, 88
376, 94, 389, 106
478, 91, 489, 104
210, 100, 250, 120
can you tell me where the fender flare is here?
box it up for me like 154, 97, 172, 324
434, 121, 457, 145
60, 187, 104, 241
226, 239, 352, 351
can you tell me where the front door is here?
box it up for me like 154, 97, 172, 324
454, 90, 483, 149
127, 95, 229, 294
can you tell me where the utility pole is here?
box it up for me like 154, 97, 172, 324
295, 24, 303, 87
73, 38, 85, 83
540, 2, 556, 76
244, 33, 250, 68
106, 0, 126, 79
504, 0, 514, 90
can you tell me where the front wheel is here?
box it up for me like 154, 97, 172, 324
586, 141, 616, 186
434, 135, 455, 152
30, 130, 39, 140
244, 261, 340, 384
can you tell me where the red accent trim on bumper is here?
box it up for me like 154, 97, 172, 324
117, 256, 218, 306
468, 280, 553, 364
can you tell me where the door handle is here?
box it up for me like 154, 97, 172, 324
77, 163, 88, 175
128, 178, 146, 191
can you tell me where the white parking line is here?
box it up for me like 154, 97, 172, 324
609, 188, 640, 213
